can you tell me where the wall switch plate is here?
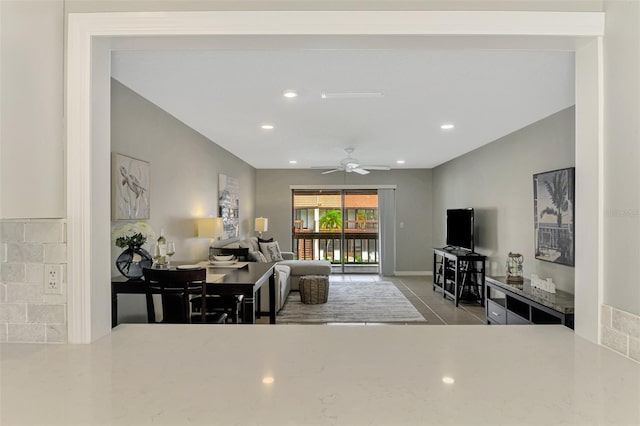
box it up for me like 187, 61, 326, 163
44, 264, 63, 294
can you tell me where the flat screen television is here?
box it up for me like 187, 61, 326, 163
446, 208, 475, 252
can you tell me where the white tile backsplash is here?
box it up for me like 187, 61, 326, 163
612, 308, 640, 339
1, 263, 26, 282
601, 304, 640, 363
6, 283, 44, 303
8, 323, 46, 342
44, 243, 67, 263
46, 324, 67, 343
0, 222, 24, 242
0, 304, 27, 323
629, 337, 640, 363
24, 221, 65, 243
6, 243, 44, 263
26, 263, 45, 283
28, 304, 66, 324
601, 326, 628, 356
1, 219, 67, 343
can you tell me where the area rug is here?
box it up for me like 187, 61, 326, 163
277, 281, 427, 323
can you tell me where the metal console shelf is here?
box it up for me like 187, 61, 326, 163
485, 276, 574, 329
433, 247, 486, 307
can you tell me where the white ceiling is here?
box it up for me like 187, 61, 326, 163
111, 40, 574, 170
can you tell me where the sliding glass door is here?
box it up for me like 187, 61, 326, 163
292, 189, 380, 274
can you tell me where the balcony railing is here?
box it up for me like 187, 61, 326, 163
536, 223, 573, 257
293, 230, 379, 264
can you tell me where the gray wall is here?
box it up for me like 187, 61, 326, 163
432, 107, 575, 293
256, 169, 433, 273
603, 0, 640, 315
111, 79, 256, 321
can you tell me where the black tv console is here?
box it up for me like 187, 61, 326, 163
433, 247, 486, 307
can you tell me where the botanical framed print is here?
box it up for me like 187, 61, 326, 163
533, 167, 575, 267
218, 173, 239, 240
112, 153, 150, 220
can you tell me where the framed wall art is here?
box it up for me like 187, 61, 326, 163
533, 167, 575, 267
218, 173, 239, 240
112, 153, 150, 220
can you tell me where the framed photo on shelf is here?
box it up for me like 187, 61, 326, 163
112, 153, 150, 220
533, 167, 575, 267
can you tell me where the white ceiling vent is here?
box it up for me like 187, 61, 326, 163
320, 92, 384, 99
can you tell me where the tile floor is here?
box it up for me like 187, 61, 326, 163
260, 274, 486, 325
390, 275, 486, 325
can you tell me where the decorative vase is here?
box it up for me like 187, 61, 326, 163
115, 246, 153, 279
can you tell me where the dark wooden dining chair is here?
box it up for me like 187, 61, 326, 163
190, 292, 244, 324
143, 267, 227, 324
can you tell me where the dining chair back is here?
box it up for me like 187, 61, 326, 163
143, 267, 226, 324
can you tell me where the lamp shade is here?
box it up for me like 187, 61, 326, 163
197, 217, 224, 240
254, 217, 268, 233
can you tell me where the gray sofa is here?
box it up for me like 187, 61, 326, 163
220, 237, 332, 313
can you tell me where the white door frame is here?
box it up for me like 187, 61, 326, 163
66, 10, 605, 343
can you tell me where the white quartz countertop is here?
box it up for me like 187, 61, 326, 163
1, 324, 639, 425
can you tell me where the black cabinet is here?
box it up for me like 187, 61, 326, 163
433, 247, 486, 307
485, 276, 574, 329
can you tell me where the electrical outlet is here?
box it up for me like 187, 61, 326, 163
44, 264, 63, 294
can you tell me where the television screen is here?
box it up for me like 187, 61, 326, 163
446, 208, 475, 251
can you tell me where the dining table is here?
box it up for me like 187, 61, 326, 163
111, 261, 276, 326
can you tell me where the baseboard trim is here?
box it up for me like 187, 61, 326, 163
394, 271, 432, 276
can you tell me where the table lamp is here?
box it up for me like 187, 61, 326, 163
255, 217, 268, 238
197, 217, 224, 260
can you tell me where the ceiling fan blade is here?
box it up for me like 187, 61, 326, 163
360, 165, 390, 170
321, 169, 340, 174
352, 168, 370, 175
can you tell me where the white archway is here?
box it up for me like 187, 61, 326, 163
66, 11, 604, 343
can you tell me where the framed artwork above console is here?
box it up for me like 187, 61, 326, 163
533, 167, 575, 267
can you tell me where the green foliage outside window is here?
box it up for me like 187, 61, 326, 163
319, 209, 342, 230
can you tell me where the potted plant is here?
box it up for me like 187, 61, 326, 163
112, 221, 155, 278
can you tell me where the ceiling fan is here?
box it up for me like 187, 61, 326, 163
313, 148, 390, 175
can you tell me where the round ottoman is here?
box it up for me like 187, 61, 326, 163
299, 275, 330, 304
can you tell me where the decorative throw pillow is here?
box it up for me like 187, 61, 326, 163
258, 236, 274, 246
259, 241, 284, 262
248, 250, 268, 263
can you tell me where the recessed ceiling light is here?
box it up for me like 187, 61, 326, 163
442, 376, 455, 385
283, 90, 298, 98
397, 160, 405, 164
262, 376, 275, 385
289, 160, 297, 164
261, 124, 274, 130
441, 123, 455, 130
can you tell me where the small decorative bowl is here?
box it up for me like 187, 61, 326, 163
212, 254, 234, 261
